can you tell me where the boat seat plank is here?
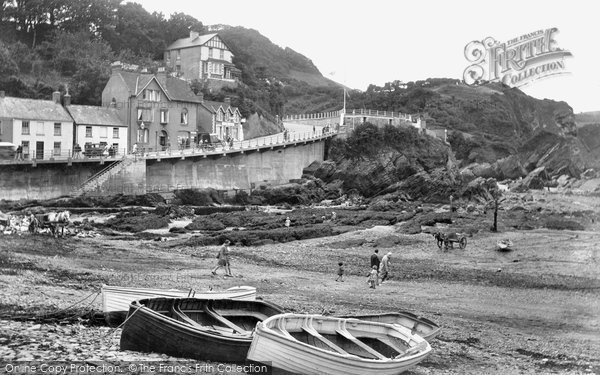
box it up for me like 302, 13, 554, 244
335, 322, 387, 360
275, 317, 298, 341
301, 320, 348, 355
216, 310, 270, 321
204, 305, 249, 334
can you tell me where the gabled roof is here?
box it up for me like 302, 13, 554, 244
203, 100, 240, 115
113, 70, 203, 104
66, 105, 125, 127
166, 33, 220, 51
0, 97, 72, 122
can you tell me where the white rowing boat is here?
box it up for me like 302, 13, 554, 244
247, 313, 431, 375
101, 285, 256, 325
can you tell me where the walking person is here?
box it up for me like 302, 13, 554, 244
367, 265, 378, 289
14, 145, 22, 161
370, 249, 380, 285
380, 252, 392, 283
335, 261, 345, 282
285, 216, 291, 228
211, 240, 233, 277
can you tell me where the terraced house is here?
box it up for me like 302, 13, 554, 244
102, 66, 214, 152
0, 90, 73, 159
201, 99, 244, 141
164, 31, 240, 88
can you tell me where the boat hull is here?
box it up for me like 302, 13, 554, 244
120, 298, 283, 362
102, 285, 256, 326
248, 314, 431, 375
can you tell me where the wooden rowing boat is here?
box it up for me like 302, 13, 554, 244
120, 297, 284, 362
101, 285, 256, 326
340, 311, 441, 340
247, 313, 432, 375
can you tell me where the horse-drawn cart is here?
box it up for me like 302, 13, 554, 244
433, 232, 468, 250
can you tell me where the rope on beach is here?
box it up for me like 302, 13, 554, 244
99, 304, 142, 341
0, 289, 101, 322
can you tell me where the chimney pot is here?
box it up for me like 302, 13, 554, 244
224, 97, 231, 106
190, 30, 199, 39
52, 91, 61, 104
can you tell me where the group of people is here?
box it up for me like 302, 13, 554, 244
334, 249, 393, 287
368, 249, 392, 288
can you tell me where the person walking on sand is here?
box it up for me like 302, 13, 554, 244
211, 240, 232, 277
380, 252, 392, 283
370, 249, 380, 285
335, 261, 345, 282
367, 265, 378, 289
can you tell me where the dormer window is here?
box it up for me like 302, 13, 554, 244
143, 89, 160, 102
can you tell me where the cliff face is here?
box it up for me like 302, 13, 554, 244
425, 83, 594, 178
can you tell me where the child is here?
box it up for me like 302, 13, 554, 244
367, 265, 378, 289
335, 262, 344, 282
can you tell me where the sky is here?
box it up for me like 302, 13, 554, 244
137, 0, 599, 113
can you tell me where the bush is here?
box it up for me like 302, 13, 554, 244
545, 219, 584, 231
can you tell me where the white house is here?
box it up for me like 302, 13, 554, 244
65, 101, 128, 156
0, 91, 73, 159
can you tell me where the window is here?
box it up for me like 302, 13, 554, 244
137, 129, 149, 143
85, 126, 92, 138
209, 48, 214, 58
220, 49, 224, 60
53, 142, 61, 157
142, 89, 160, 102
54, 123, 61, 136
217, 110, 223, 122
21, 121, 30, 135
113, 128, 119, 138
137, 108, 153, 122
160, 109, 169, 124
35, 122, 44, 136
180, 109, 188, 125
176, 49, 181, 60
112, 143, 119, 154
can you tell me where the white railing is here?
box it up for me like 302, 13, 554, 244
3, 147, 128, 163
140, 129, 337, 160
283, 109, 415, 121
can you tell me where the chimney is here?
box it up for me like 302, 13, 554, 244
64, 93, 71, 106
141, 67, 148, 73
52, 91, 61, 104
196, 91, 204, 102
0, 91, 4, 98
190, 30, 199, 39
156, 67, 167, 87
224, 97, 231, 107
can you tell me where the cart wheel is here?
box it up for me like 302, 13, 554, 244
459, 237, 468, 249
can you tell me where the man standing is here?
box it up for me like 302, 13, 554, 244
380, 252, 392, 283
370, 249, 380, 285
211, 240, 233, 277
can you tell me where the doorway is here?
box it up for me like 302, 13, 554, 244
36, 141, 44, 159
